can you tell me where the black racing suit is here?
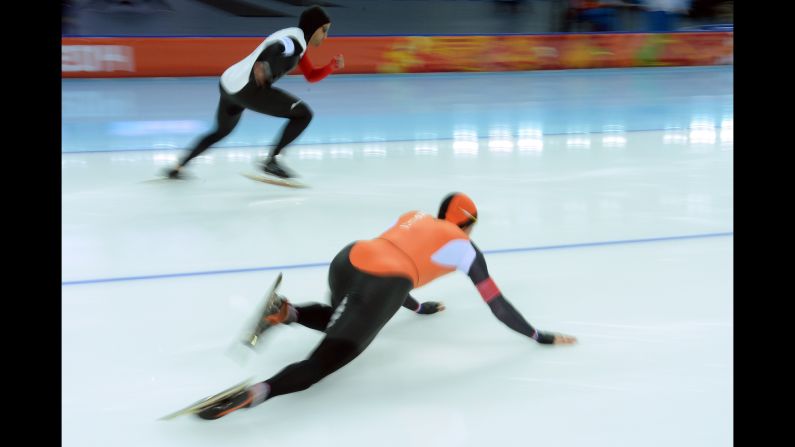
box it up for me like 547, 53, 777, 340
178, 37, 313, 167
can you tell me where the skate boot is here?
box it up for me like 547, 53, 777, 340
260, 157, 296, 179
242, 273, 297, 348
247, 293, 295, 348
164, 166, 187, 180
196, 388, 253, 420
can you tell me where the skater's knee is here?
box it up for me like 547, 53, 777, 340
291, 102, 313, 122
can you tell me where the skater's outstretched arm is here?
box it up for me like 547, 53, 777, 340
466, 242, 577, 345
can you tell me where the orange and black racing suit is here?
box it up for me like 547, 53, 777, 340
262, 211, 553, 400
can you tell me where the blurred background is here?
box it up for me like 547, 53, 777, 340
62, 0, 733, 36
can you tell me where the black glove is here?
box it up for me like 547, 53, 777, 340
417, 301, 445, 315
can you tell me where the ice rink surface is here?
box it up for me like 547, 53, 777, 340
62, 66, 733, 446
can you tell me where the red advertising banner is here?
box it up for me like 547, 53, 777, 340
62, 33, 733, 78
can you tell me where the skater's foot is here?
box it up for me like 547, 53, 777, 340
260, 157, 296, 179
165, 166, 186, 180
263, 296, 296, 326
248, 294, 296, 348
196, 388, 253, 420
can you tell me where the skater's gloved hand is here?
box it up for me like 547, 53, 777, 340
535, 331, 577, 345
332, 54, 344, 70
417, 301, 445, 315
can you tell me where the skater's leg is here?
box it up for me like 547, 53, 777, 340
253, 275, 413, 403
198, 272, 412, 418
292, 243, 357, 332
257, 337, 367, 400
292, 303, 333, 331
234, 86, 313, 157
267, 99, 313, 159
171, 87, 243, 175
232, 85, 313, 177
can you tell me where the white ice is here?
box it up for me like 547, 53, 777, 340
63, 69, 732, 447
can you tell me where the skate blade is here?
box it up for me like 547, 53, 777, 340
158, 378, 252, 421
140, 175, 200, 184
234, 273, 283, 351
242, 172, 307, 188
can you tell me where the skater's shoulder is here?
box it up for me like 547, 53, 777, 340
266, 28, 306, 52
